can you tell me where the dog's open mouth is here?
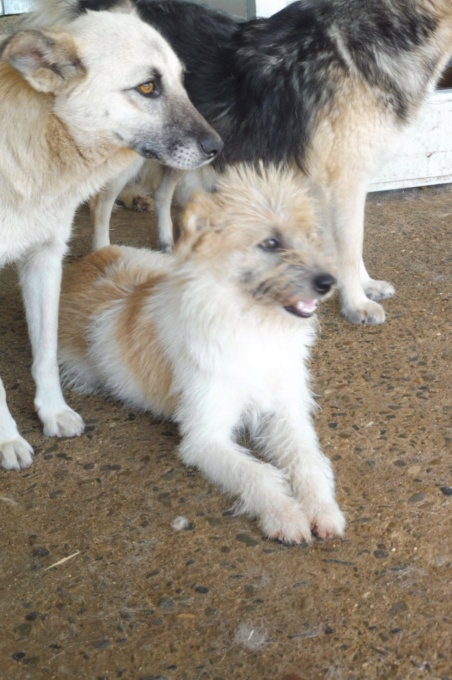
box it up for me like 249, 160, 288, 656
284, 299, 318, 318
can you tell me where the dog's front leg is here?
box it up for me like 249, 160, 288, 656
0, 377, 34, 470
154, 167, 183, 252
177, 395, 311, 544
91, 157, 145, 251
330, 183, 394, 324
259, 410, 345, 540
18, 241, 84, 439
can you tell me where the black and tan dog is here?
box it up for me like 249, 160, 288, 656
29, 0, 452, 324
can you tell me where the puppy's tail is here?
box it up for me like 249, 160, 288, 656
23, 0, 131, 27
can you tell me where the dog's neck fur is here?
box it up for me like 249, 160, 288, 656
0, 62, 136, 207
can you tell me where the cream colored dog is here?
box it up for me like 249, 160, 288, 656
58, 165, 345, 543
0, 10, 220, 470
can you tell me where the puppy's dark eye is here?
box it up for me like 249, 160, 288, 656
259, 237, 281, 252
137, 81, 158, 97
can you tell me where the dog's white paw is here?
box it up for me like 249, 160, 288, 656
364, 278, 395, 302
0, 436, 34, 470
41, 407, 85, 438
260, 501, 312, 544
342, 298, 386, 325
307, 501, 346, 539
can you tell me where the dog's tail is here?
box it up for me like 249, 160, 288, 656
23, 0, 131, 27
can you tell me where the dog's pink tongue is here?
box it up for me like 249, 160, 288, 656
296, 299, 318, 315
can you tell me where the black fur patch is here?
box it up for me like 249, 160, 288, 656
77, 0, 442, 169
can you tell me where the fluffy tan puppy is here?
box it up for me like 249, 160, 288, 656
58, 165, 345, 543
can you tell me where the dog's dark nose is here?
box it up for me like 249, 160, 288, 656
313, 273, 336, 295
200, 136, 224, 159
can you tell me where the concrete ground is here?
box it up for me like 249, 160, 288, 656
0, 182, 451, 679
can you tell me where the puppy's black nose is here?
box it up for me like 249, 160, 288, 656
200, 136, 224, 158
313, 273, 336, 295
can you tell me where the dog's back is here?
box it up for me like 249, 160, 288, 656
59, 164, 335, 404
46, 0, 452, 170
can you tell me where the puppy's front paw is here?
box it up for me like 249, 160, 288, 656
342, 298, 386, 325
0, 436, 34, 470
41, 407, 85, 438
260, 501, 312, 545
364, 278, 395, 302
308, 501, 346, 539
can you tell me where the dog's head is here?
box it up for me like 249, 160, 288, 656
0, 11, 222, 168
175, 163, 337, 320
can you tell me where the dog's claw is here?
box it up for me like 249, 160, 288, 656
309, 502, 346, 539
364, 279, 395, 302
342, 299, 386, 325
41, 408, 85, 438
260, 502, 312, 545
0, 437, 34, 470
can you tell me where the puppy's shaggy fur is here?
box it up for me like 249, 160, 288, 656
33, 0, 452, 325
0, 9, 220, 470
58, 165, 345, 543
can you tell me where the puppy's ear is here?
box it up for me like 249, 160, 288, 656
179, 191, 218, 239
0, 29, 85, 94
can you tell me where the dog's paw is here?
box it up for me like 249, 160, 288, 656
342, 298, 386, 325
0, 436, 34, 470
159, 242, 173, 254
41, 408, 85, 438
308, 501, 346, 540
364, 278, 395, 302
260, 501, 312, 544
131, 195, 154, 213
116, 193, 154, 212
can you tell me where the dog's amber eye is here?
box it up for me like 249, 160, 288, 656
259, 237, 281, 252
138, 81, 156, 96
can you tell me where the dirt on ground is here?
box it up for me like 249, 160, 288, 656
0, 184, 451, 680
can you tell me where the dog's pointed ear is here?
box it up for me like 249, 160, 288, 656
0, 28, 85, 93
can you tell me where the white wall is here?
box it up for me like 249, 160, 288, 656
255, 0, 288, 17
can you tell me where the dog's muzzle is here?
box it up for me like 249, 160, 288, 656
284, 273, 336, 318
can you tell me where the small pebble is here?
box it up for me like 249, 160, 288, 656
409, 492, 426, 504
158, 597, 175, 611
171, 516, 190, 531
388, 601, 408, 617
236, 533, 258, 547
94, 638, 111, 649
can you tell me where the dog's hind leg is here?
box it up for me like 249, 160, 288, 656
18, 238, 85, 439
330, 183, 393, 324
154, 167, 183, 252
360, 258, 395, 302
0, 378, 34, 470
90, 157, 145, 251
